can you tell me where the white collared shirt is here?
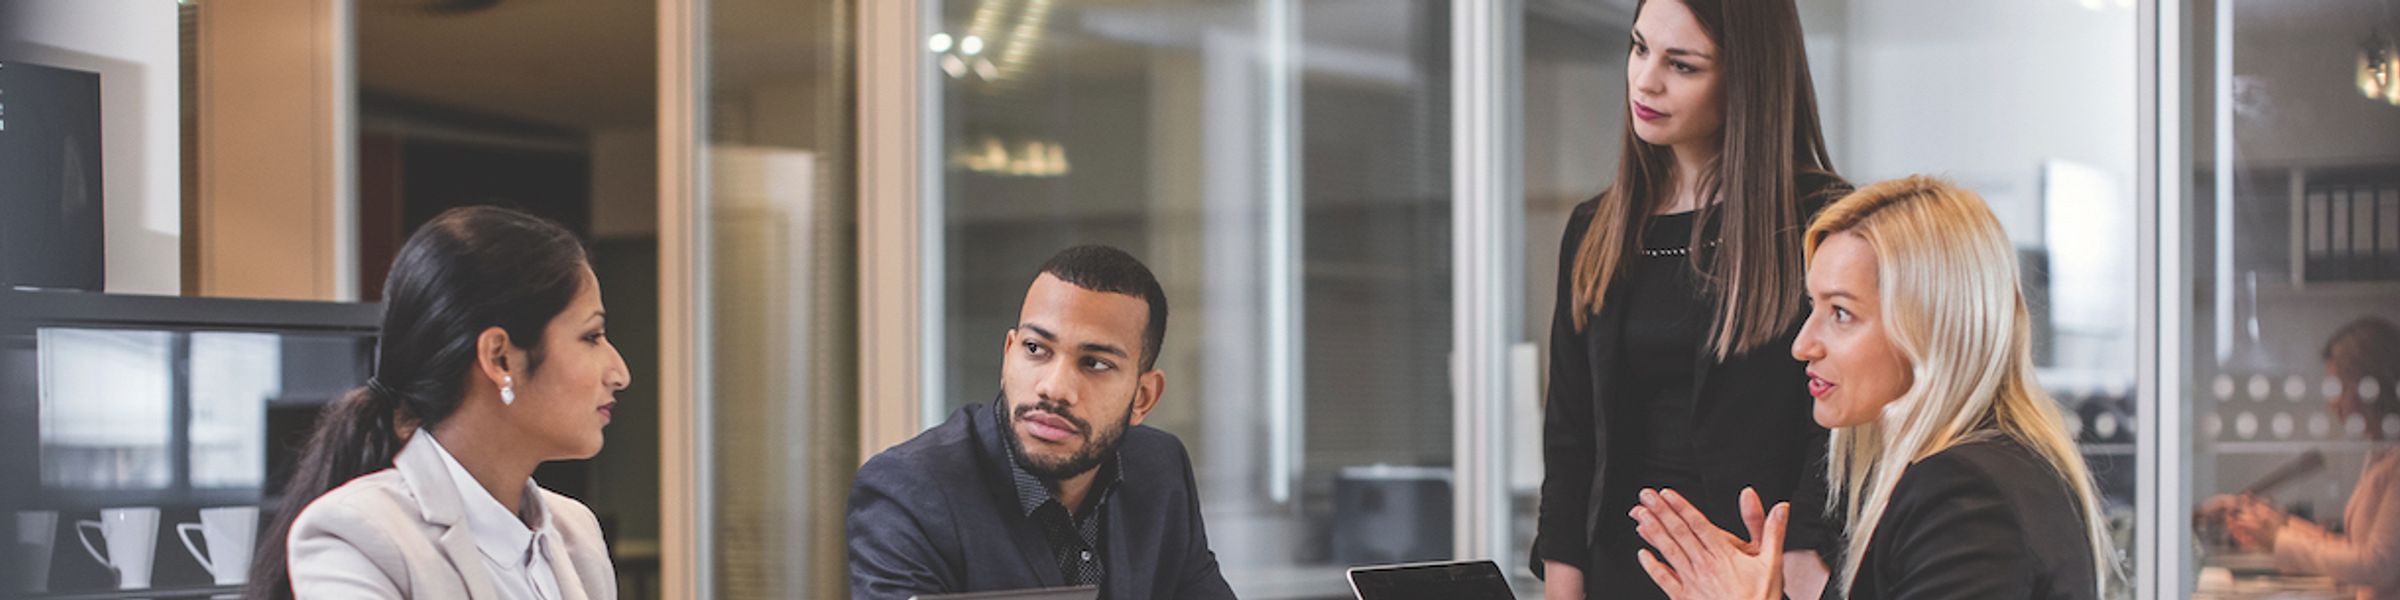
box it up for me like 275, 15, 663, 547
422, 434, 567, 600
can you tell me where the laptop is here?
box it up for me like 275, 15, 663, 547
909, 585, 1100, 600
1348, 560, 1516, 600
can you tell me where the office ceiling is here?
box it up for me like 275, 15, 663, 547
355, 0, 657, 131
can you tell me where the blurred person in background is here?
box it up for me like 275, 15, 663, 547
2208, 316, 2400, 599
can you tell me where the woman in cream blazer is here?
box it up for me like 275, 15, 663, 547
248, 206, 630, 600
284, 430, 617, 598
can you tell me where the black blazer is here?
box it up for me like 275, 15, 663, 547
1840, 437, 2100, 600
847, 402, 1237, 600
1532, 174, 1851, 580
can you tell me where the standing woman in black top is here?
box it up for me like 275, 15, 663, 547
1629, 177, 2116, 599
1532, 0, 1847, 598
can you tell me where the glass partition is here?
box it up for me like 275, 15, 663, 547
2176, 0, 2400, 596
922, 0, 1457, 596
690, 0, 861, 597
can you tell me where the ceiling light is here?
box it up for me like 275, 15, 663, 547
2360, 32, 2400, 106
929, 33, 954, 54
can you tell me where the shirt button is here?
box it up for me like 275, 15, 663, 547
1080, 550, 1093, 561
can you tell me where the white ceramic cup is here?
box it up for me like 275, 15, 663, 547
13, 510, 57, 593
76, 507, 159, 590
176, 506, 257, 585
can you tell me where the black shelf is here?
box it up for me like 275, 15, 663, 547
18, 584, 244, 600
0, 289, 382, 334
2, 289, 384, 598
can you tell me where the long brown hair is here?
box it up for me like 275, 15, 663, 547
1568, 0, 1836, 359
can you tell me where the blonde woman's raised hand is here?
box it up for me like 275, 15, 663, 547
1631, 487, 1787, 600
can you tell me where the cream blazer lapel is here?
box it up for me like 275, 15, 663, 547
539, 487, 619, 600
288, 436, 616, 599
393, 439, 504, 599
542, 527, 593, 600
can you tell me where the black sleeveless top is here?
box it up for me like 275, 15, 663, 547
1617, 209, 1714, 522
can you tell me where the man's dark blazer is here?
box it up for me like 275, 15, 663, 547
847, 402, 1238, 600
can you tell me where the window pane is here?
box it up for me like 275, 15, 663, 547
38, 329, 173, 491
2182, 0, 2400, 595
928, 1, 1454, 596
187, 332, 279, 489
699, 0, 860, 597
1513, 4, 1627, 591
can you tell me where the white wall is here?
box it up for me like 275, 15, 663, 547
1808, 0, 2141, 375
1814, 0, 2138, 243
0, 0, 182, 295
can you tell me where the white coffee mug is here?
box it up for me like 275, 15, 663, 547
13, 510, 57, 593
176, 506, 258, 585
76, 507, 159, 590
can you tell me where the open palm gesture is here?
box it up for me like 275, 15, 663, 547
1631, 487, 1789, 600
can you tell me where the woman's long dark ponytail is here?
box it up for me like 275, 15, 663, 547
246, 206, 587, 599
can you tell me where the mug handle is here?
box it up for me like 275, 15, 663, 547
75, 520, 110, 569
176, 523, 214, 574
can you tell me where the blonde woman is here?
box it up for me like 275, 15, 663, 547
1624, 176, 2115, 599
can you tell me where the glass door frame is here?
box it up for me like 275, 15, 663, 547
1453, 0, 1526, 566
2142, 0, 2187, 597
657, 0, 706, 598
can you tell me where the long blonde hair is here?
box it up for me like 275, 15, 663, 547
1805, 176, 2115, 595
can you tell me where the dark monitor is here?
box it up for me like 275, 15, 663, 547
1348, 560, 1514, 600
0, 60, 106, 292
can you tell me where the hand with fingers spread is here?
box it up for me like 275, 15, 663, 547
1630, 487, 1788, 600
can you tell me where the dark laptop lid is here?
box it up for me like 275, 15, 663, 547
909, 585, 1100, 600
1348, 560, 1515, 600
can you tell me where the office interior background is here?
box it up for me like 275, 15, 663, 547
1, 0, 2397, 598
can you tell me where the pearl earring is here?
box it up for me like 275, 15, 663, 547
501, 375, 516, 405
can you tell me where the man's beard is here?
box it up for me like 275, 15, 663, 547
1008, 396, 1133, 481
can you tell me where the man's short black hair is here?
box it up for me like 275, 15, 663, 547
1037, 245, 1169, 372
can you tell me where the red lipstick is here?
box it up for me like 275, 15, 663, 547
1633, 101, 1669, 121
